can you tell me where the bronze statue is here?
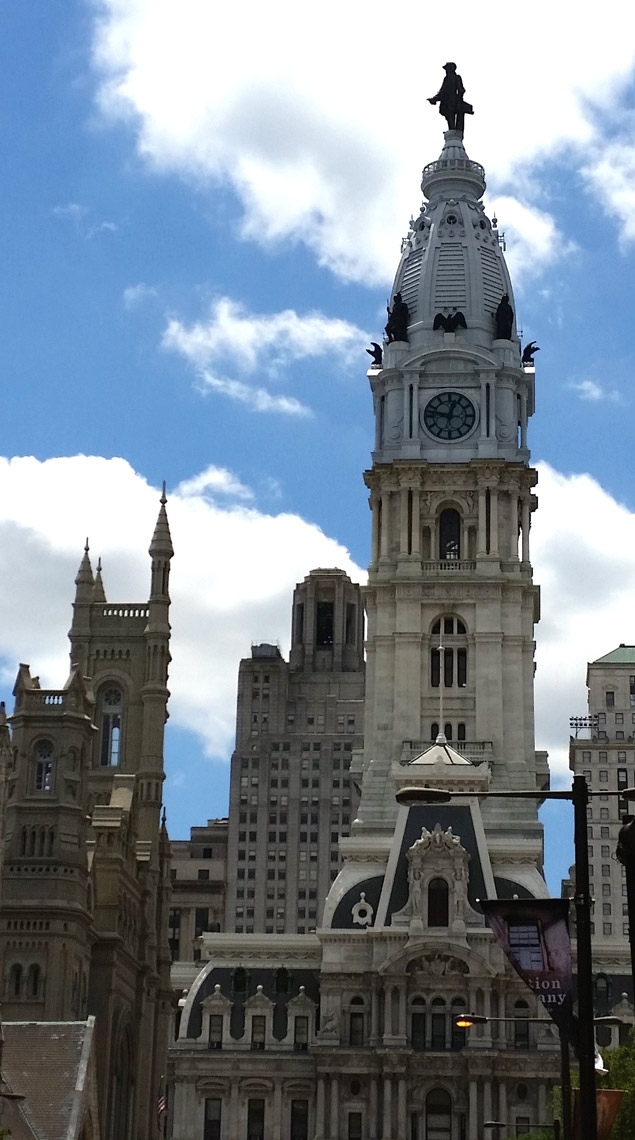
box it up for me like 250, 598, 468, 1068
428, 63, 473, 134
494, 294, 514, 340
385, 292, 409, 343
366, 342, 383, 367
521, 340, 540, 364
433, 311, 467, 333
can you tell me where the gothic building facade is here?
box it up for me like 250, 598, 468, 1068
169, 125, 562, 1140
0, 494, 174, 1140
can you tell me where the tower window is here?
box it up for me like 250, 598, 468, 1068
99, 687, 123, 766
428, 878, 449, 927
293, 603, 305, 646
345, 603, 357, 645
316, 602, 334, 647
34, 741, 54, 792
439, 509, 461, 560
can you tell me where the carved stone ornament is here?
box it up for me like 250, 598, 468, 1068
351, 891, 374, 927
392, 824, 470, 932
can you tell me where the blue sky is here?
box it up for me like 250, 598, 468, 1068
3, 1, 635, 893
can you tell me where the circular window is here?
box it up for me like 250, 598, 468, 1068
445, 214, 458, 226
350, 1080, 361, 1096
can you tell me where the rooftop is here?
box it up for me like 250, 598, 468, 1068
593, 644, 635, 665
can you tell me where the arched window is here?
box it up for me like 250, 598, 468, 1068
439, 509, 461, 560
428, 878, 449, 928
34, 741, 54, 792
99, 687, 123, 767
430, 722, 439, 741
38, 828, 46, 857
27, 964, 40, 998
20, 827, 27, 856
410, 996, 426, 1051
48, 828, 55, 856
9, 963, 22, 997
426, 1088, 451, 1140
349, 996, 365, 1046
430, 617, 468, 689
110, 1026, 134, 1140
444, 722, 452, 741
594, 973, 611, 1014
457, 722, 466, 741
430, 998, 446, 1050
514, 1000, 530, 1049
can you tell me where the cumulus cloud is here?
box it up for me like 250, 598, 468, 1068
123, 282, 158, 308
53, 202, 118, 240
0, 455, 363, 762
569, 379, 623, 403
487, 196, 576, 286
532, 463, 635, 783
90, 1, 635, 283
2, 455, 635, 799
582, 137, 635, 245
162, 296, 367, 413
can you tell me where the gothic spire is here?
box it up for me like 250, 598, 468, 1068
74, 538, 94, 602
149, 483, 174, 560
92, 557, 107, 603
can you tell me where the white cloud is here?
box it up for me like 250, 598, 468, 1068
90, 1, 635, 283
532, 463, 635, 784
53, 202, 118, 240
123, 282, 158, 308
163, 297, 367, 373
175, 465, 254, 501
582, 136, 635, 245
569, 379, 623, 403
2, 455, 635, 795
0, 455, 363, 760
487, 196, 576, 286
162, 296, 367, 414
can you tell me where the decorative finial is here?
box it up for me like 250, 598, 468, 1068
84, 537, 89, 552
161, 481, 167, 505
427, 63, 473, 136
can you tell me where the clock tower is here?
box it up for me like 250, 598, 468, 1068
356, 127, 547, 895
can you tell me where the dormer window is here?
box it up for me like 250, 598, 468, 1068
34, 741, 54, 792
99, 687, 123, 766
428, 878, 449, 927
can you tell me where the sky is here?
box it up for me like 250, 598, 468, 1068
2, 1, 635, 893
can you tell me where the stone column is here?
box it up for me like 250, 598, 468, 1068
399, 485, 409, 555
520, 393, 527, 449
382, 1076, 392, 1139
480, 377, 488, 439
398, 1078, 407, 1137
370, 983, 380, 1045
521, 497, 530, 562
315, 1077, 326, 1139
329, 1076, 339, 1140
477, 488, 487, 556
398, 987, 407, 1041
369, 1078, 378, 1140
272, 1081, 282, 1140
489, 485, 499, 555
411, 487, 420, 556
230, 1080, 240, 1140
370, 494, 380, 564
468, 1080, 478, 1140
380, 492, 390, 559
483, 1080, 492, 1125
538, 1082, 547, 1123
498, 1081, 507, 1126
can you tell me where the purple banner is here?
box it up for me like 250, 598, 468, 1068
480, 897, 573, 1039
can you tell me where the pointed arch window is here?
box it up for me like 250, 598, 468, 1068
99, 687, 123, 767
27, 963, 40, 998
34, 741, 54, 792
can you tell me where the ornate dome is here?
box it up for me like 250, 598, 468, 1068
391, 130, 517, 357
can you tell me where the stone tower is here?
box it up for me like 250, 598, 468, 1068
357, 128, 548, 895
169, 115, 560, 1140
0, 493, 174, 1140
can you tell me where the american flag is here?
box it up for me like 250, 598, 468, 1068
157, 1092, 167, 1123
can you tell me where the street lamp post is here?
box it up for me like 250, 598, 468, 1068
395, 778, 635, 1140
616, 814, 635, 997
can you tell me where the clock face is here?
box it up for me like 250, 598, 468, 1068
423, 391, 476, 440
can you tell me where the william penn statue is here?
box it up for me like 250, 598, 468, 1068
428, 63, 474, 134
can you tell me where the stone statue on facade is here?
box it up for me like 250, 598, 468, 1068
521, 340, 540, 364
494, 294, 514, 340
385, 292, 409, 343
428, 63, 474, 133
366, 341, 383, 367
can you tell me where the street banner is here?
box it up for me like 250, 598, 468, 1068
480, 898, 573, 1039
573, 1089, 624, 1140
